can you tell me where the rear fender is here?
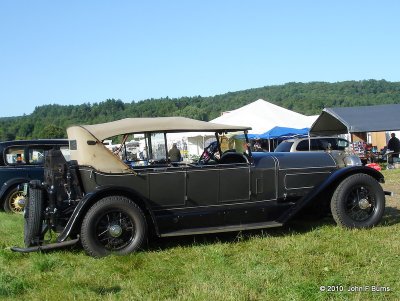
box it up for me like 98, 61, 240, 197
278, 166, 385, 223
56, 185, 158, 242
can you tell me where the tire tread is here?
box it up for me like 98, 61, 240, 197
330, 173, 385, 228
80, 196, 147, 257
24, 180, 43, 247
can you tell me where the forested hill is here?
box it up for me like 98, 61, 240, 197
1, 79, 400, 140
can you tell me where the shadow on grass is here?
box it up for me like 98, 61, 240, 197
89, 285, 122, 295
148, 207, 400, 252
382, 206, 400, 226
146, 216, 332, 251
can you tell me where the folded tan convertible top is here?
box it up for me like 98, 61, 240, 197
71, 117, 251, 141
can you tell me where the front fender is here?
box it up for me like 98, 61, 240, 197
278, 166, 385, 223
56, 185, 157, 242
0, 178, 30, 203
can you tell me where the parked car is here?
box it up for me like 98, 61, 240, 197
274, 137, 350, 152
13, 117, 389, 257
0, 139, 69, 213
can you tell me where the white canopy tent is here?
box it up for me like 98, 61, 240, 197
211, 99, 318, 134
167, 99, 318, 157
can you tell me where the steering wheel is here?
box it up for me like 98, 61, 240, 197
198, 141, 219, 164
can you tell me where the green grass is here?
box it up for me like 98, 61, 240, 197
1, 170, 399, 300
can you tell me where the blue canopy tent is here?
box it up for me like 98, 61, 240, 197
238, 126, 309, 139
236, 126, 309, 151
259, 126, 309, 139
259, 126, 309, 151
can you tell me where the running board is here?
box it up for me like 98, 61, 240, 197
160, 221, 283, 237
11, 238, 80, 253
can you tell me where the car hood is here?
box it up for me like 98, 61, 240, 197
252, 152, 338, 169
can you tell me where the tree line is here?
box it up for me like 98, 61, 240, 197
1, 79, 400, 140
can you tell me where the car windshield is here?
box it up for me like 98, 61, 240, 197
274, 141, 293, 152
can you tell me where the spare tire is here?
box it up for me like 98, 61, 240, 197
24, 180, 44, 247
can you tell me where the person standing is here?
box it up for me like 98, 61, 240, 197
387, 133, 400, 162
168, 143, 181, 162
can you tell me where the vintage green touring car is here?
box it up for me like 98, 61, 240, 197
12, 117, 389, 257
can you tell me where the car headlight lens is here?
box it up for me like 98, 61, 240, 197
343, 155, 362, 166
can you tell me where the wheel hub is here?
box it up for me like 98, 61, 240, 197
108, 224, 123, 238
11, 194, 26, 212
17, 197, 26, 207
358, 198, 371, 210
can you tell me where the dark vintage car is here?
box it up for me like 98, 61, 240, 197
0, 139, 69, 213
13, 117, 390, 257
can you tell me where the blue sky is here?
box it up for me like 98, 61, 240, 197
1, 1, 399, 117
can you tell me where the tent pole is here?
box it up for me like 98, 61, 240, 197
268, 136, 271, 152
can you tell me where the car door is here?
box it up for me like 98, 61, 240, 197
146, 163, 225, 234
144, 133, 187, 208
223, 156, 284, 226
219, 163, 251, 203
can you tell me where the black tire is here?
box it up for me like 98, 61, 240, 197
3, 185, 26, 213
80, 196, 147, 257
330, 174, 385, 228
24, 180, 44, 247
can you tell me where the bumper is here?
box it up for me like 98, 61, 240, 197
11, 237, 79, 253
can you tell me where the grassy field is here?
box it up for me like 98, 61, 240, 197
0, 169, 399, 301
